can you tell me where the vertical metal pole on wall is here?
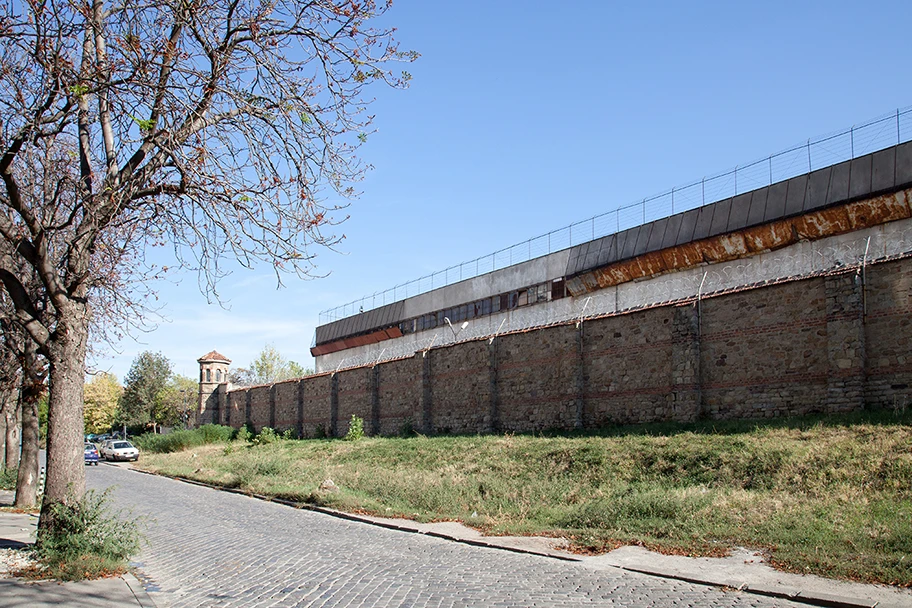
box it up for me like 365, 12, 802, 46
701, 178, 705, 206
769, 156, 773, 185
734, 166, 738, 196
851, 126, 855, 158
898, 109, 902, 144
807, 139, 812, 172
591, 217, 595, 240
671, 188, 675, 214
642, 199, 646, 223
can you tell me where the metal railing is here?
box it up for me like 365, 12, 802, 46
319, 106, 912, 325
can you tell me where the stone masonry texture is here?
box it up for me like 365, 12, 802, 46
212, 256, 912, 435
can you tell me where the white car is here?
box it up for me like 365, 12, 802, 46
100, 440, 140, 462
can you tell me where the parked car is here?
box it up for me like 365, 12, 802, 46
100, 440, 140, 462
84, 443, 100, 466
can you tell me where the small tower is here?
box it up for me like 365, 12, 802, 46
197, 351, 231, 426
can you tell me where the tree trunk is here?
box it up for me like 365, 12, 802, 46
15, 343, 43, 508
4, 401, 19, 470
38, 306, 88, 534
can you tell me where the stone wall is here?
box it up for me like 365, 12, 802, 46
210, 255, 912, 436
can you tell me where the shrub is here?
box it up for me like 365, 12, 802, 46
197, 424, 234, 443
344, 415, 364, 441
0, 467, 16, 490
400, 417, 415, 437
35, 489, 143, 581
250, 427, 279, 446
133, 424, 235, 454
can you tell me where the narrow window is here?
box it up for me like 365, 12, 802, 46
216, 369, 222, 382
206, 369, 211, 382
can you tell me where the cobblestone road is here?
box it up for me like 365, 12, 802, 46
89, 465, 803, 608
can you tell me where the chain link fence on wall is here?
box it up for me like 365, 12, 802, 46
320, 107, 912, 325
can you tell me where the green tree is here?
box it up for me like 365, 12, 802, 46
0, 0, 414, 535
83, 374, 122, 435
119, 352, 172, 432
232, 345, 310, 386
155, 375, 197, 429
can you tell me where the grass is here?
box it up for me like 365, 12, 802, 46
137, 411, 912, 587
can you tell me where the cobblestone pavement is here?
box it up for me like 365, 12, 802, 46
88, 465, 804, 608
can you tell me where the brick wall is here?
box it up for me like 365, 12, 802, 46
865, 257, 912, 410
216, 256, 912, 436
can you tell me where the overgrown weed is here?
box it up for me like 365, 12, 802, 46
138, 409, 912, 586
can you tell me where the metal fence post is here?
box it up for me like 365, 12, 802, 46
807, 139, 812, 172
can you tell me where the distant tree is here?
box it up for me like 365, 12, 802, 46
287, 361, 307, 379
227, 367, 255, 387
155, 375, 197, 429
231, 344, 310, 386
83, 374, 122, 435
119, 352, 172, 432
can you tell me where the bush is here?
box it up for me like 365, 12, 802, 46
344, 415, 364, 441
132, 424, 236, 454
35, 489, 143, 581
249, 426, 279, 446
0, 467, 16, 490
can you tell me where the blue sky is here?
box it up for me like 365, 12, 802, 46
94, 0, 912, 382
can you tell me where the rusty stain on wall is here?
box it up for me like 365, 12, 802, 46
566, 189, 912, 297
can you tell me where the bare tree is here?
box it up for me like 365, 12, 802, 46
0, 0, 414, 530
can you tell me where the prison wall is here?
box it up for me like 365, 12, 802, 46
217, 254, 912, 436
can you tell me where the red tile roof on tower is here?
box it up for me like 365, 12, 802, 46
197, 350, 231, 363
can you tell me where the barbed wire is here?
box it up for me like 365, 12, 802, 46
315, 220, 912, 373
320, 106, 912, 325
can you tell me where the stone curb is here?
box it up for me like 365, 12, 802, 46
122, 572, 158, 608
124, 465, 889, 608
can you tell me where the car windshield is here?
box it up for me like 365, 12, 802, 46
113, 442, 133, 449
84, 444, 96, 451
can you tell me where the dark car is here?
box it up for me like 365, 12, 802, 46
84, 443, 100, 466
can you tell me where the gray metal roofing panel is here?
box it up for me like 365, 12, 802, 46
785, 175, 808, 217
691, 206, 715, 241
583, 242, 602, 271
612, 230, 629, 263
805, 167, 831, 212
747, 188, 768, 226
764, 181, 788, 222
596, 234, 618, 267
620, 226, 641, 260
826, 160, 851, 205
897, 141, 912, 186
872, 148, 896, 192
675, 208, 700, 245
708, 198, 731, 236
565, 245, 582, 275
660, 214, 683, 250
632, 223, 653, 257
849, 155, 872, 199
645, 217, 669, 252
728, 193, 752, 232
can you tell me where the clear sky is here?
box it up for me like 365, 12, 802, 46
94, 0, 912, 382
